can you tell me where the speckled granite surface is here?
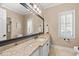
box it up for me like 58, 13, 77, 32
0, 34, 49, 56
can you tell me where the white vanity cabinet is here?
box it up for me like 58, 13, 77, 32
39, 40, 50, 56
0, 8, 7, 41
30, 48, 40, 56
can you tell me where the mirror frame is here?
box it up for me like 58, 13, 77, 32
0, 3, 44, 46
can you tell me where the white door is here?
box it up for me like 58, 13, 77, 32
0, 8, 7, 41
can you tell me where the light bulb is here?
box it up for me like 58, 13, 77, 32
34, 4, 37, 9
37, 8, 39, 11
39, 10, 41, 14
27, 9, 29, 11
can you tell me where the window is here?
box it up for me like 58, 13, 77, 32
58, 10, 75, 39
27, 19, 33, 35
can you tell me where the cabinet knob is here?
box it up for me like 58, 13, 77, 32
3, 34, 6, 37
47, 43, 48, 46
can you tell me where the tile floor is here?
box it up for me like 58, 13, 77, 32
49, 46, 77, 56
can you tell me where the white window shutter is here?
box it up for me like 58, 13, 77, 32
58, 10, 75, 39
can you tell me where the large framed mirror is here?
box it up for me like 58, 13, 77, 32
0, 3, 44, 45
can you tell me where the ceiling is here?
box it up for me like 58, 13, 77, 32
1, 3, 62, 15
1, 3, 29, 15
39, 3, 62, 9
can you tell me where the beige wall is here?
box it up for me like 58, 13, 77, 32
43, 3, 79, 48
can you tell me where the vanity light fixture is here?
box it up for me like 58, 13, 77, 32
33, 4, 37, 9
37, 7, 39, 11
32, 4, 41, 14
37, 7, 41, 14
39, 10, 41, 14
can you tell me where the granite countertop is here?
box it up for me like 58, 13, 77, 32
0, 39, 29, 52
0, 35, 49, 56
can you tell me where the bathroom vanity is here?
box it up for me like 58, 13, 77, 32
0, 34, 50, 56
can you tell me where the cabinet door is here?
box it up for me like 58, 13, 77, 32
39, 40, 49, 56
0, 8, 7, 41
43, 42, 49, 56
31, 48, 40, 56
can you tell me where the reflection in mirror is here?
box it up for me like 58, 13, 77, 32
7, 17, 12, 39
0, 3, 43, 42
24, 13, 43, 36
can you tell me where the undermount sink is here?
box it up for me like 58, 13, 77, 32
36, 38, 46, 42
26, 45, 33, 48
